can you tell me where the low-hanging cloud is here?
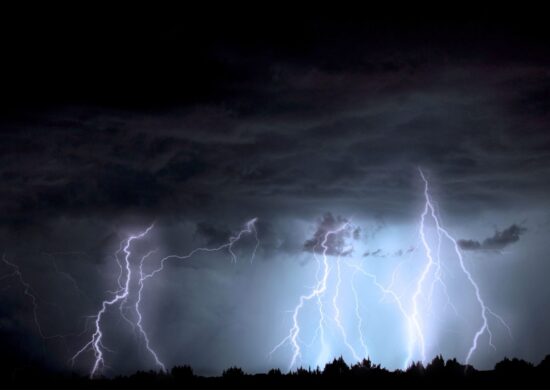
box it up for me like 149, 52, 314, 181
303, 213, 356, 256
195, 222, 232, 247
458, 224, 527, 251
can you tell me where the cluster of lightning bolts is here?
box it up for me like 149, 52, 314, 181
270, 169, 512, 371
65, 218, 259, 378
1, 170, 513, 376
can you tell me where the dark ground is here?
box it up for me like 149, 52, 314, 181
1, 355, 549, 389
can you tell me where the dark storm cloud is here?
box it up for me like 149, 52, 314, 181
362, 246, 414, 258
0, 11, 550, 376
363, 249, 385, 258
194, 222, 232, 247
458, 224, 527, 251
303, 213, 354, 256
3, 56, 550, 228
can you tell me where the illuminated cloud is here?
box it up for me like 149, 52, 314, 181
303, 213, 355, 256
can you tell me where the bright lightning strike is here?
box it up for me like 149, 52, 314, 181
4, 169, 512, 375
332, 255, 361, 362
71, 219, 259, 378
135, 218, 259, 372
269, 222, 351, 370
272, 169, 512, 371
417, 168, 511, 365
350, 268, 369, 359
71, 225, 154, 377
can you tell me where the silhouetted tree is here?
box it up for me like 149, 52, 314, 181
406, 360, 425, 374
1, 353, 549, 388
295, 367, 310, 377
537, 354, 550, 372
350, 358, 373, 377
171, 364, 194, 381
444, 357, 465, 377
267, 368, 282, 377
495, 357, 534, 374
426, 354, 445, 375
129, 369, 164, 386
222, 366, 244, 378
323, 356, 350, 377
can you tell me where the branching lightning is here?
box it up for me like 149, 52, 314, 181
1, 254, 70, 342
269, 223, 350, 370
271, 169, 512, 371
417, 168, 511, 365
332, 255, 361, 362
3, 168, 513, 376
71, 225, 154, 377
350, 268, 369, 359
71, 219, 259, 378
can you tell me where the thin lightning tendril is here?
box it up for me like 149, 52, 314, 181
350, 268, 369, 359
71, 225, 154, 377
4, 169, 513, 375
71, 219, 259, 378
332, 255, 361, 362
269, 223, 350, 370
1, 254, 70, 342
345, 259, 415, 369
272, 169, 511, 371
418, 168, 511, 365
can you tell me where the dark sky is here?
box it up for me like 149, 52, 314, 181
1, 6, 550, 377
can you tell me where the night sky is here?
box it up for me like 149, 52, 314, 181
1, 6, 550, 377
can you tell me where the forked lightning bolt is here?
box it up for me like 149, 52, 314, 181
345, 259, 416, 368
272, 169, 512, 371
71, 225, 154, 377
1, 254, 70, 342
333, 254, 361, 362
71, 219, 259, 377
135, 218, 259, 371
417, 169, 511, 365
269, 223, 350, 370
350, 268, 369, 359
4, 168, 512, 374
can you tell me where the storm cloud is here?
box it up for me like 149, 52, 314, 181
1, 10, 550, 377
1, 18, 550, 229
458, 224, 527, 251
303, 213, 355, 256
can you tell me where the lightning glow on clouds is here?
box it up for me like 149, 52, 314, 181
269, 170, 512, 371
1, 172, 515, 376
71, 219, 259, 377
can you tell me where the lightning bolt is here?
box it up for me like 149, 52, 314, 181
270, 222, 350, 370
70, 225, 154, 377
135, 249, 165, 372
417, 168, 511, 365
71, 218, 259, 378
332, 254, 361, 362
350, 268, 369, 359
134, 218, 259, 372
1, 254, 69, 342
273, 169, 511, 371
345, 259, 415, 369
50, 260, 90, 301
4, 167, 512, 375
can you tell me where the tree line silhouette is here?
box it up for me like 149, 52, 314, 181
1, 351, 549, 389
